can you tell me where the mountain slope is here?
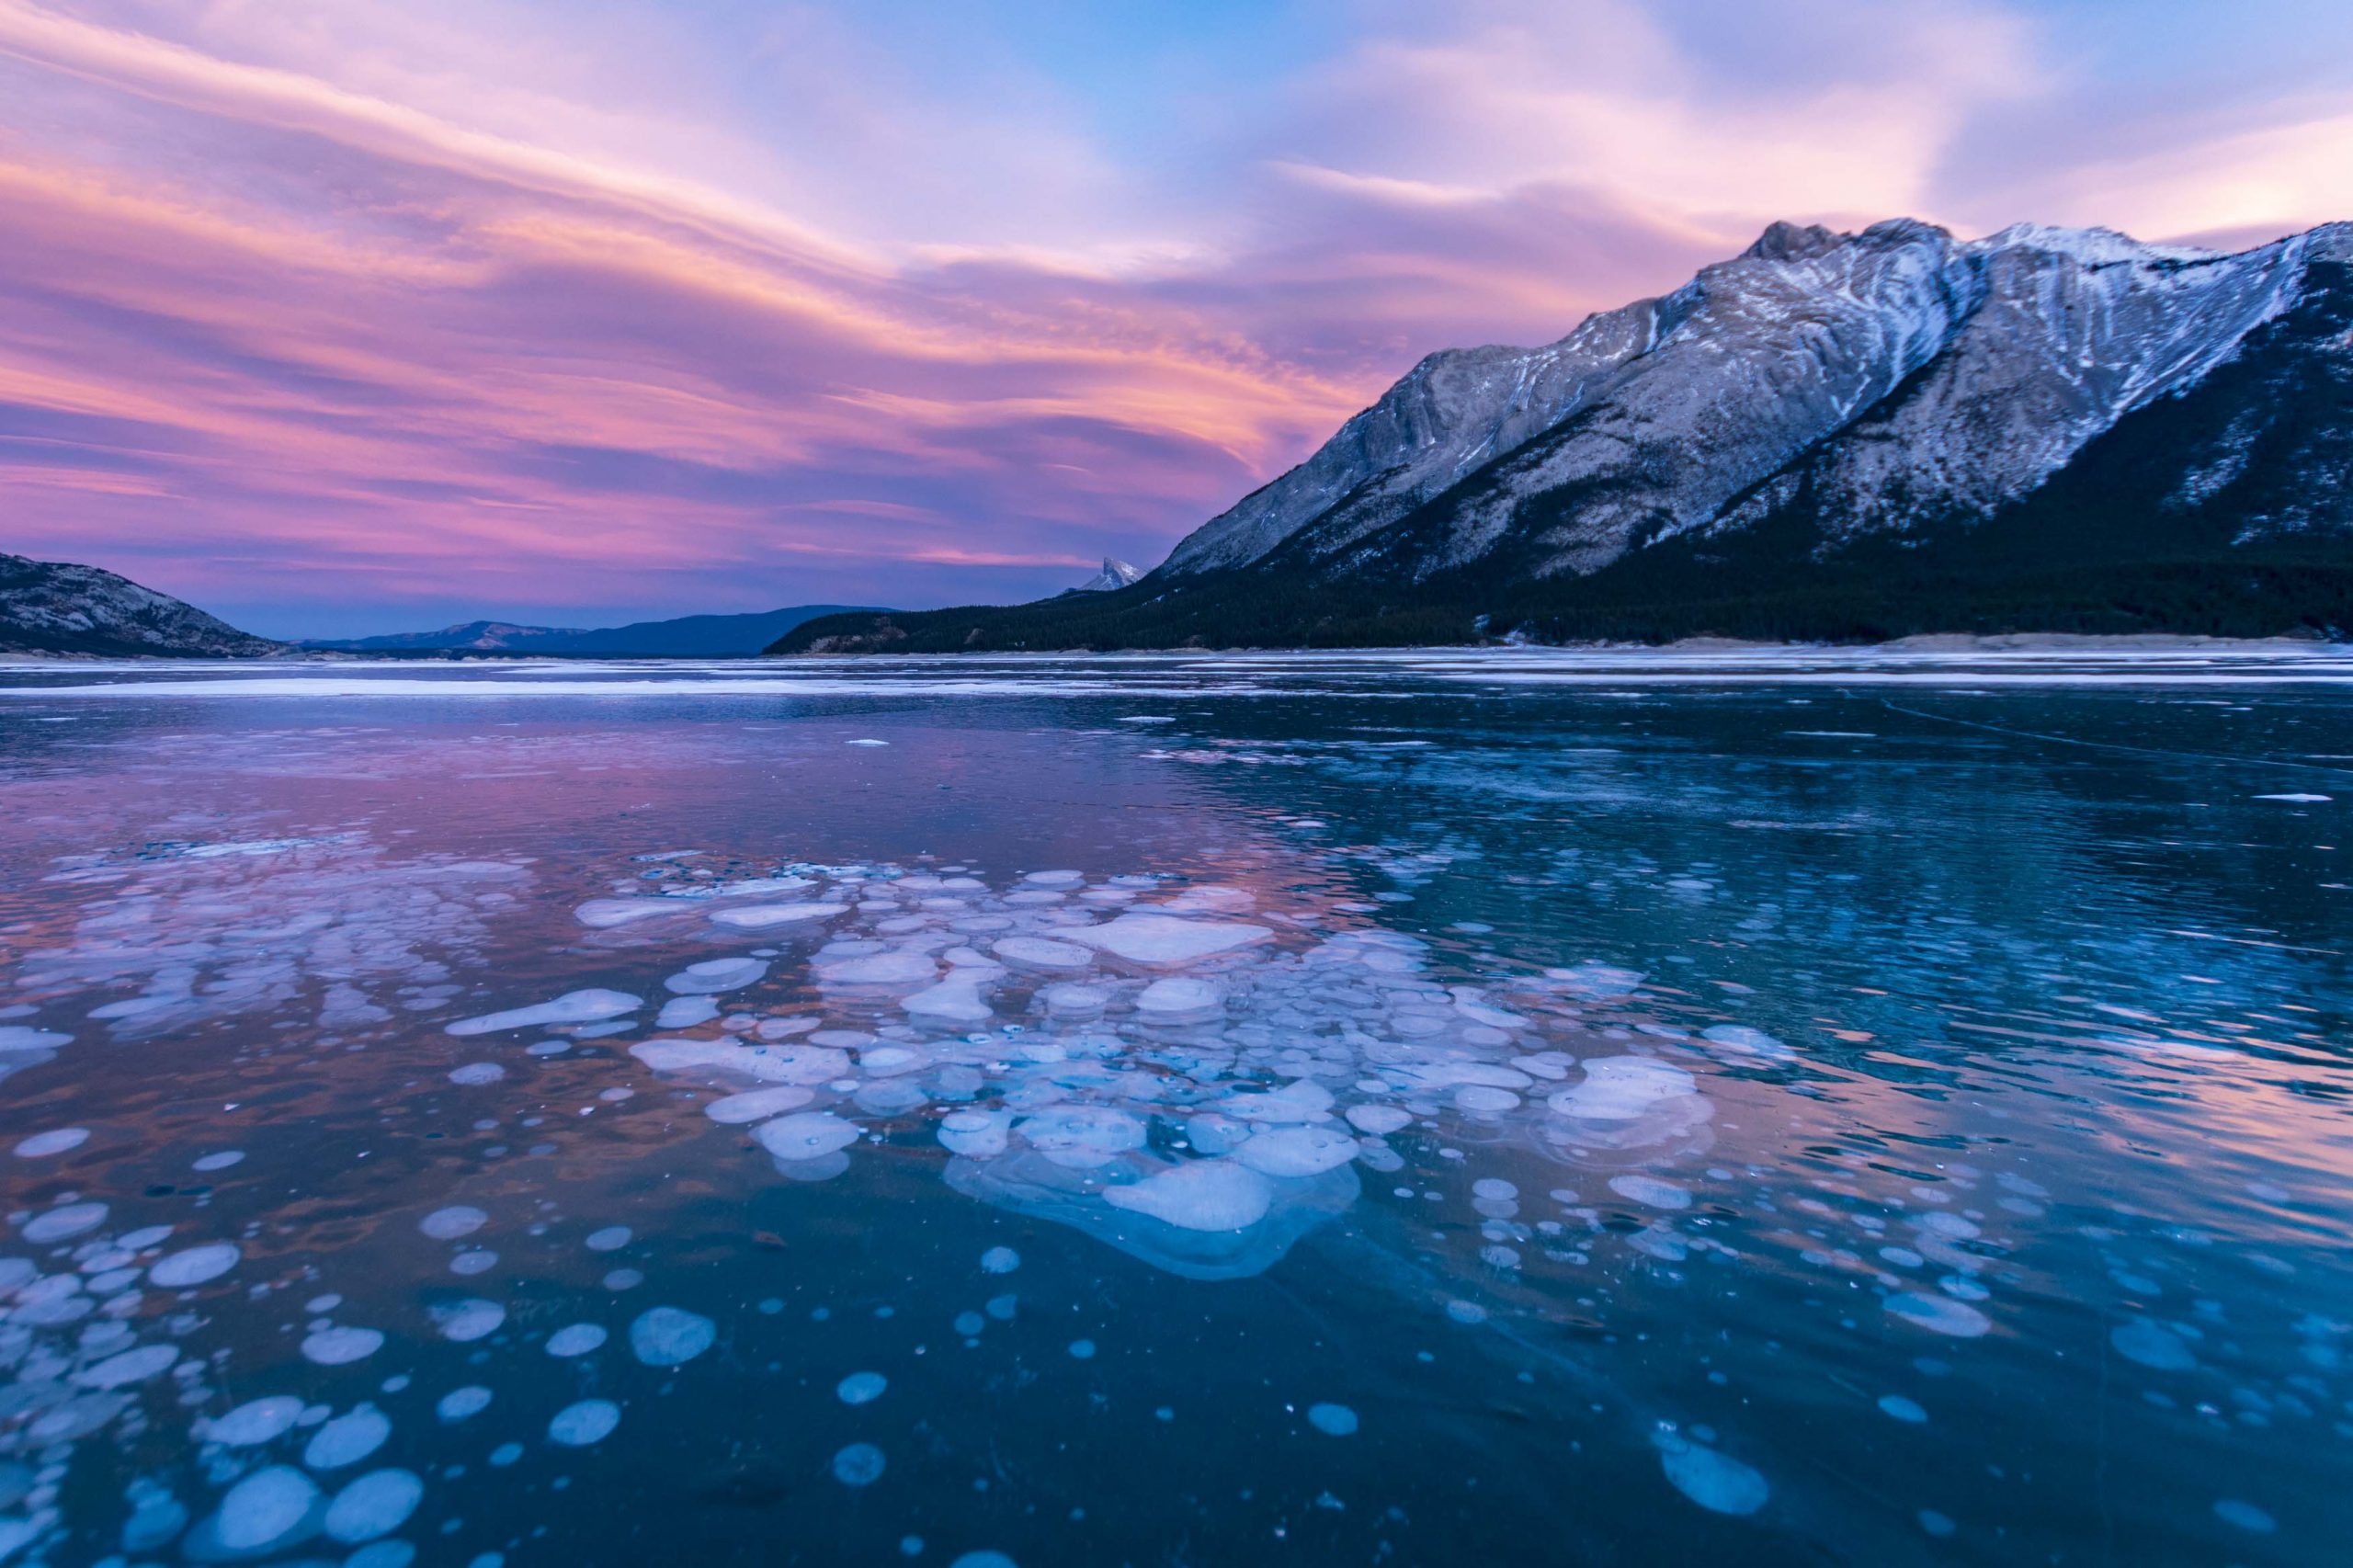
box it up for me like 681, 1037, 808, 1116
776, 218, 2353, 653
310, 606, 878, 657
0, 553, 285, 657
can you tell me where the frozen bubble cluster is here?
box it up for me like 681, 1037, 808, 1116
600, 857, 1773, 1284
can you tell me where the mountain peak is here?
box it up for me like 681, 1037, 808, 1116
1740, 220, 1847, 263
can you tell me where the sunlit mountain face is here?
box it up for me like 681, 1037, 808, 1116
0, 649, 2346, 1562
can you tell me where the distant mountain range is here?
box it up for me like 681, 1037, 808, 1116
302, 606, 876, 657
775, 218, 2353, 653
0, 552, 285, 658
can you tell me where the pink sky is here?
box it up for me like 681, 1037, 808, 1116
2, 0, 2349, 636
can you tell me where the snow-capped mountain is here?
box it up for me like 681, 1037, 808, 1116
0, 553, 284, 657
1065, 558, 1144, 594
775, 218, 2353, 651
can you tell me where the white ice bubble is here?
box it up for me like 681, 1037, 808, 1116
1105, 1160, 1274, 1232
546, 1324, 608, 1358
430, 1300, 505, 1343
548, 1399, 621, 1447
1069, 913, 1271, 968
1346, 1105, 1412, 1136
1654, 1430, 1769, 1516
706, 1086, 816, 1124
23, 1200, 108, 1243
437, 1386, 492, 1422
1886, 1293, 1991, 1338
1233, 1127, 1358, 1177
993, 937, 1094, 972
13, 1127, 87, 1158
192, 1149, 245, 1171
2110, 1318, 2196, 1370
420, 1206, 488, 1241
301, 1326, 386, 1365
665, 957, 769, 994
1700, 1024, 1796, 1062
819, 949, 939, 986
74, 1343, 179, 1389
630, 1305, 716, 1366
1018, 1106, 1146, 1168
447, 988, 641, 1036
323, 1468, 422, 1543
708, 903, 848, 930
1135, 976, 1223, 1021
835, 1371, 887, 1404
832, 1442, 885, 1486
1608, 1175, 1692, 1210
755, 1111, 860, 1162
204, 1395, 306, 1447
1306, 1403, 1358, 1436
148, 1242, 241, 1288
212, 1465, 320, 1553
585, 1225, 632, 1253
656, 995, 722, 1029
980, 1246, 1021, 1275
575, 898, 690, 928
1878, 1394, 1927, 1423
304, 1404, 392, 1469
448, 1062, 506, 1085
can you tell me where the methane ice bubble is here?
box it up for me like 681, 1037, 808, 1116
13, 1127, 88, 1157
818, 950, 939, 986
546, 1324, 608, 1357
1233, 1126, 1358, 1177
1346, 1105, 1413, 1136
836, 1371, 888, 1404
301, 1326, 386, 1365
993, 937, 1095, 972
657, 996, 722, 1029
1306, 1403, 1358, 1436
148, 1242, 241, 1287
1699, 1024, 1796, 1062
431, 1300, 506, 1342
304, 1405, 392, 1469
203, 1396, 307, 1447
75, 1344, 179, 1389
420, 1206, 488, 1241
1103, 1160, 1274, 1231
22, 1200, 108, 1243
706, 1086, 816, 1124
585, 1226, 632, 1252
447, 988, 641, 1036
755, 1112, 861, 1162
548, 1399, 621, 1446
665, 957, 768, 994
1608, 1175, 1693, 1210
1887, 1293, 1993, 1338
1068, 914, 1272, 967
322, 1468, 422, 1543
449, 1062, 506, 1085
437, 1386, 493, 1422
208, 1466, 320, 1554
630, 1305, 716, 1366
574, 898, 690, 929
1654, 1430, 1770, 1516
708, 903, 848, 931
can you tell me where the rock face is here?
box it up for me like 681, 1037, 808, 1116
774, 218, 2353, 651
1065, 558, 1143, 594
0, 553, 284, 658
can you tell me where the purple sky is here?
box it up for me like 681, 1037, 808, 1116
3, 0, 2349, 636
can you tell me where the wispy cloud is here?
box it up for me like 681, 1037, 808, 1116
0, 0, 2344, 634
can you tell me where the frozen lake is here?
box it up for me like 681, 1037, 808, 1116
0, 648, 2347, 1565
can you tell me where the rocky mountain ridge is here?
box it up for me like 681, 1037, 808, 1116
775, 216, 2353, 652
0, 553, 284, 658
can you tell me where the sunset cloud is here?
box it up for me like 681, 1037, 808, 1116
0, 0, 2345, 634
